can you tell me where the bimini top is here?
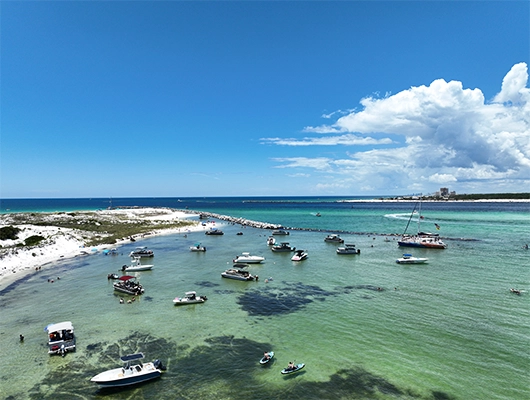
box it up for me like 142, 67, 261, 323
185, 291, 197, 296
120, 353, 145, 363
118, 275, 136, 281
45, 321, 74, 333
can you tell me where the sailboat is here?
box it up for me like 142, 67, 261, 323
397, 195, 447, 249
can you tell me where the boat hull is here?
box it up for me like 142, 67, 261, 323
91, 367, 161, 388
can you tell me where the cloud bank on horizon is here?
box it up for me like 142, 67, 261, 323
263, 63, 530, 194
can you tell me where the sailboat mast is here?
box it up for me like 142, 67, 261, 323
417, 194, 422, 233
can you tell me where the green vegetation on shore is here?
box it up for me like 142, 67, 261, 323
0, 211, 196, 248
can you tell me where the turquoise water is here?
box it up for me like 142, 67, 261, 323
0, 199, 529, 399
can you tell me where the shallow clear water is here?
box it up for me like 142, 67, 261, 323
0, 198, 529, 399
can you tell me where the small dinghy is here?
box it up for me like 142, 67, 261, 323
281, 362, 305, 374
260, 351, 274, 365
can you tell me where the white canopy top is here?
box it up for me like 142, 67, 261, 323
46, 321, 74, 333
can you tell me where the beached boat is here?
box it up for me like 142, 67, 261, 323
121, 257, 153, 272
129, 247, 154, 257
233, 252, 265, 264
271, 242, 296, 252
336, 244, 360, 254
113, 275, 144, 296
205, 228, 224, 235
324, 234, 344, 243
272, 229, 290, 236
267, 236, 276, 245
221, 268, 257, 281
45, 321, 76, 356
173, 291, 208, 305
398, 197, 447, 249
190, 243, 207, 252
90, 353, 165, 388
291, 249, 308, 261
395, 254, 429, 264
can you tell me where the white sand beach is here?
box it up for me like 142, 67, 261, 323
0, 207, 214, 290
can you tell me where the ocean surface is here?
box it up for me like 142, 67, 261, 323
0, 197, 528, 399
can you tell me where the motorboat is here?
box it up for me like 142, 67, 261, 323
90, 353, 165, 388
205, 228, 224, 235
113, 275, 144, 296
221, 268, 257, 281
190, 243, 206, 252
291, 249, 308, 261
336, 244, 360, 255
260, 351, 274, 365
395, 254, 429, 264
271, 242, 295, 252
324, 234, 344, 243
267, 236, 276, 246
173, 291, 208, 305
129, 247, 154, 257
281, 363, 305, 375
121, 257, 153, 272
45, 321, 76, 356
233, 252, 265, 264
398, 196, 447, 249
272, 229, 289, 236
107, 273, 120, 279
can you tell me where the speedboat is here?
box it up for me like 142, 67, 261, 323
190, 243, 206, 252
336, 244, 360, 255
324, 234, 344, 243
90, 353, 165, 388
260, 351, 274, 365
129, 247, 154, 257
45, 321, 76, 356
121, 257, 153, 272
395, 254, 429, 264
272, 229, 289, 236
271, 242, 295, 252
291, 249, 308, 261
233, 252, 265, 264
281, 363, 305, 374
173, 291, 208, 305
267, 236, 276, 246
205, 228, 224, 235
221, 268, 257, 281
113, 275, 145, 296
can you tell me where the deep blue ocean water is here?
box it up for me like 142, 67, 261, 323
0, 197, 528, 399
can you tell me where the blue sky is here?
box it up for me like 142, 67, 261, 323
1, 1, 529, 198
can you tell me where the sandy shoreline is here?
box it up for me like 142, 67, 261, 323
0, 207, 215, 291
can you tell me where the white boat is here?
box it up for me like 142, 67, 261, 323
398, 196, 447, 249
233, 252, 265, 264
221, 268, 257, 281
121, 257, 153, 272
90, 353, 165, 388
271, 242, 296, 252
173, 291, 208, 305
45, 321, 76, 356
324, 234, 344, 243
272, 229, 289, 236
267, 236, 276, 245
336, 244, 360, 255
396, 254, 429, 264
291, 249, 308, 261
190, 243, 206, 252
113, 275, 145, 296
129, 247, 154, 257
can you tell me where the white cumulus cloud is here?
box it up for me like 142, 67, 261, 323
266, 63, 530, 194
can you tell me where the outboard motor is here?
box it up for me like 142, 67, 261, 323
153, 359, 166, 371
